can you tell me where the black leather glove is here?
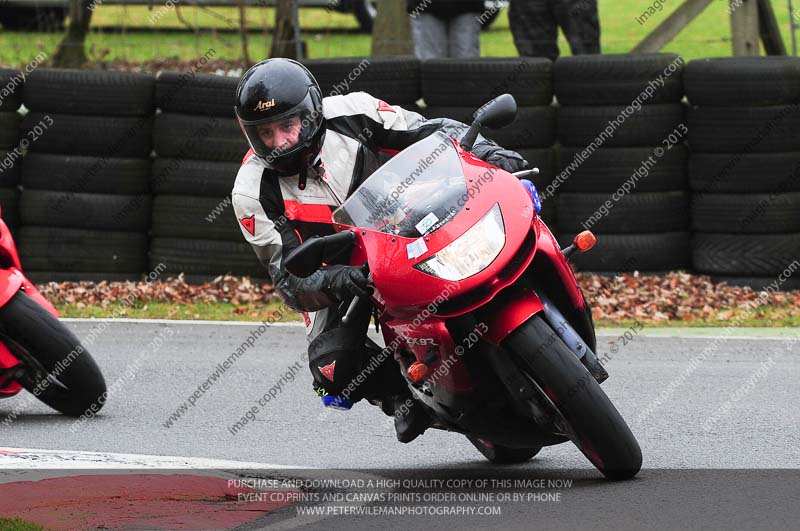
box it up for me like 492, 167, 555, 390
323, 264, 373, 301
484, 148, 529, 174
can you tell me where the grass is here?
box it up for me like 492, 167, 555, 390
0, 0, 798, 67
597, 301, 800, 328
54, 297, 798, 327
0, 519, 45, 531
598, 316, 800, 329
58, 299, 302, 322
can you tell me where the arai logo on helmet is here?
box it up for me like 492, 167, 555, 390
254, 99, 276, 111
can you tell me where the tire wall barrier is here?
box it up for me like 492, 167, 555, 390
554, 54, 690, 274
2, 57, 797, 288
685, 58, 800, 289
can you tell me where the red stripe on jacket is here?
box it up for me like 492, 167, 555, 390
283, 200, 334, 224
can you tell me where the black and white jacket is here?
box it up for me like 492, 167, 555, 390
231, 91, 518, 315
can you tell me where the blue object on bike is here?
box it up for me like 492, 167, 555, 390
521, 179, 542, 214
321, 395, 353, 410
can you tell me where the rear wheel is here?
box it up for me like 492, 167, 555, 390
0, 291, 106, 416
504, 316, 641, 480
467, 436, 541, 464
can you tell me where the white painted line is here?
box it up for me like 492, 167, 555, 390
0, 447, 306, 471
598, 335, 799, 341
0, 447, 381, 530
598, 328, 800, 340
63, 318, 305, 327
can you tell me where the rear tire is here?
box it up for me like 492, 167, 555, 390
503, 316, 641, 479
0, 292, 106, 416
467, 436, 541, 464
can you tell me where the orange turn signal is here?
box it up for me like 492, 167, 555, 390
407, 361, 430, 383
574, 231, 596, 252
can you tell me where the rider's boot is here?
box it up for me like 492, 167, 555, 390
386, 393, 432, 443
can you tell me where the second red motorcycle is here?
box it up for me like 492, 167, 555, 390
0, 209, 106, 418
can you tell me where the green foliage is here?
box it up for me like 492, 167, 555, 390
0, 0, 797, 68
0, 518, 46, 531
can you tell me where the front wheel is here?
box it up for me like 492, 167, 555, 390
0, 291, 106, 416
467, 436, 541, 464
504, 316, 642, 480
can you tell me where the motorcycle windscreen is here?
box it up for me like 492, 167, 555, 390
332, 132, 467, 238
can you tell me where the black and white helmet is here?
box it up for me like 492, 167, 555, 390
235, 58, 325, 176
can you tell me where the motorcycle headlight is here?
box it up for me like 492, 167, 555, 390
413, 204, 505, 281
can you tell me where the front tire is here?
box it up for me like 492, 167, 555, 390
0, 291, 106, 416
504, 316, 642, 480
467, 436, 541, 464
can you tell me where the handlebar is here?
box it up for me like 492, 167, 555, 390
513, 168, 540, 179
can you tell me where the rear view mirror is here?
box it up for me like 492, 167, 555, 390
461, 93, 518, 151
474, 93, 518, 130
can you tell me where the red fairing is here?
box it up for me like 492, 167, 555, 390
0, 269, 22, 308
340, 146, 536, 320
0, 217, 22, 271
532, 217, 587, 310
482, 288, 545, 345
383, 319, 473, 394
0, 340, 22, 395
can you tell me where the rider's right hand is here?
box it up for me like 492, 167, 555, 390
323, 265, 373, 301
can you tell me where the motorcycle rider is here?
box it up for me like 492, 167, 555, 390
232, 58, 527, 443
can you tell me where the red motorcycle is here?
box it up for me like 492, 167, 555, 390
0, 209, 106, 417
286, 94, 641, 480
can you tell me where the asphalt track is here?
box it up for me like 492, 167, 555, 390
1, 320, 798, 530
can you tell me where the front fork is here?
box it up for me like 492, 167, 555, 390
538, 292, 608, 384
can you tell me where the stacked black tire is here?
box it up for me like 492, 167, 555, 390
152, 71, 264, 280
686, 57, 800, 290
418, 58, 557, 225
303, 56, 421, 105
18, 69, 154, 282
554, 54, 690, 272
0, 69, 22, 236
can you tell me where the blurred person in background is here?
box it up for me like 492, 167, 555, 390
407, 0, 486, 59
509, 0, 600, 60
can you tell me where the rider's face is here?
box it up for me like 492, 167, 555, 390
257, 116, 302, 151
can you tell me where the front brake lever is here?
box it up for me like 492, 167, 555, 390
513, 168, 540, 179
341, 267, 372, 325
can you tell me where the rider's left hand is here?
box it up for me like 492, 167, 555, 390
485, 149, 528, 174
